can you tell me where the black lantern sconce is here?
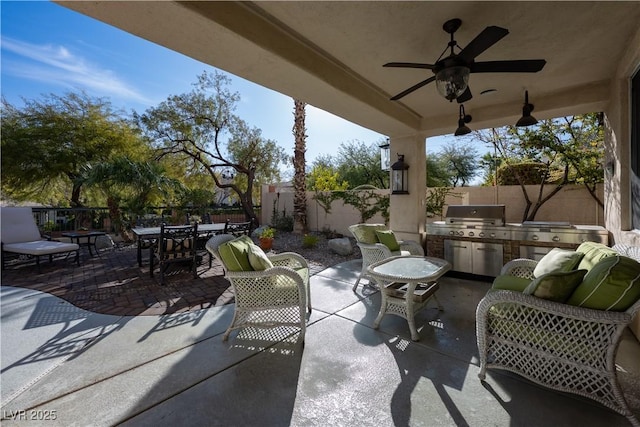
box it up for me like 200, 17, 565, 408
379, 139, 390, 171
515, 90, 538, 127
391, 154, 409, 194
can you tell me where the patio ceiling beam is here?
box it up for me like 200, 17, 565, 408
179, 1, 421, 132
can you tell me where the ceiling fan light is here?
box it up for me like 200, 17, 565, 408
455, 122, 472, 136
516, 111, 538, 127
454, 104, 472, 136
515, 90, 538, 127
436, 66, 470, 101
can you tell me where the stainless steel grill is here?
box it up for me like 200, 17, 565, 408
427, 204, 608, 245
427, 204, 609, 277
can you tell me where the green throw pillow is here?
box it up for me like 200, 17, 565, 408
567, 255, 640, 311
352, 224, 386, 244
524, 269, 587, 303
491, 275, 532, 292
575, 241, 617, 271
247, 243, 274, 271
375, 229, 400, 251
533, 248, 584, 278
218, 235, 254, 272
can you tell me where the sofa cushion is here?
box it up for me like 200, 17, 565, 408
351, 224, 387, 244
247, 243, 273, 271
218, 235, 254, 272
567, 255, 640, 311
375, 229, 400, 251
491, 275, 532, 292
524, 269, 587, 303
533, 248, 584, 278
575, 241, 617, 271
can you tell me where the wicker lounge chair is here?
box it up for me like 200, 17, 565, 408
206, 233, 310, 341
348, 223, 424, 292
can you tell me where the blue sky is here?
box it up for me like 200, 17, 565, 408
1, 1, 453, 175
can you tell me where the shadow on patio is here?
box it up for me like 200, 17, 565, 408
1, 256, 639, 426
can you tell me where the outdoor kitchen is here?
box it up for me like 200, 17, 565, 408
425, 204, 609, 277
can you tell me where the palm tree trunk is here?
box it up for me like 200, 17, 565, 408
293, 99, 307, 233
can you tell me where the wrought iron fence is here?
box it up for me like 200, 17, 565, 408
31, 206, 260, 234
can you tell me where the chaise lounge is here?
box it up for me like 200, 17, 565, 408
1, 207, 80, 269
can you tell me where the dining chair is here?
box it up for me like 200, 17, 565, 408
223, 219, 254, 236
150, 223, 198, 285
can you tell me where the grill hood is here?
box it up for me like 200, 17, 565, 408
445, 204, 505, 226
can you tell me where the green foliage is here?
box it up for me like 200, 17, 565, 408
339, 186, 390, 223
259, 226, 275, 239
331, 140, 389, 189
302, 234, 319, 248
135, 70, 286, 225
472, 113, 605, 221
426, 187, 461, 219
307, 165, 349, 191
439, 141, 480, 186
1, 91, 147, 206
426, 155, 452, 187
496, 162, 549, 185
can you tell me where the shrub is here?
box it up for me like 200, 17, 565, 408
302, 234, 319, 248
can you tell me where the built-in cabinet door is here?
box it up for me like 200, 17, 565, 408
471, 242, 504, 277
444, 240, 473, 274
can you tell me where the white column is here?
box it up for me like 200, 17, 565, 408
388, 133, 426, 244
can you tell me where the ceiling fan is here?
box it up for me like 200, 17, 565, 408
384, 18, 546, 103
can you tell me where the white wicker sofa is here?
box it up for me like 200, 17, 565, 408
1, 207, 79, 269
476, 241, 640, 426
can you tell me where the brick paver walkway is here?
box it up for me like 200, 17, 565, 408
1, 246, 234, 316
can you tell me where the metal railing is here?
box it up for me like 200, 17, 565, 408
31, 206, 261, 234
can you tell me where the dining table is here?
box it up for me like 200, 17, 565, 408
131, 223, 226, 267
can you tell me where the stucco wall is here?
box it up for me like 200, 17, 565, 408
262, 183, 605, 234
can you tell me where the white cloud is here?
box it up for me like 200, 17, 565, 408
1, 37, 152, 105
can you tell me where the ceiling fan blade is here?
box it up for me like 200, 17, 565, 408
470, 59, 547, 73
390, 76, 436, 101
456, 87, 473, 103
384, 62, 436, 70
458, 26, 509, 62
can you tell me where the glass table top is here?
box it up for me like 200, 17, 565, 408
369, 256, 450, 281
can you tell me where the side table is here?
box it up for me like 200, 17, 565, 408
367, 255, 451, 341
61, 231, 106, 257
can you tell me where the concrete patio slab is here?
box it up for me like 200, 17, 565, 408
1, 260, 639, 426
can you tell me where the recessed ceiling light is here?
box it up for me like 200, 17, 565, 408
480, 89, 497, 95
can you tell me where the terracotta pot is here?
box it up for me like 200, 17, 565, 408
259, 237, 273, 250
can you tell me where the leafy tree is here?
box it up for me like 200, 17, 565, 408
82, 157, 181, 234
335, 140, 388, 189
426, 155, 452, 187
474, 113, 604, 221
135, 71, 287, 225
307, 164, 349, 217
439, 141, 480, 186
1, 92, 145, 206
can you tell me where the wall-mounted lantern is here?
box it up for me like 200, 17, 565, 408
379, 139, 390, 171
391, 154, 409, 194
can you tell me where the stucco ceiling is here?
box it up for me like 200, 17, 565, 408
58, 1, 640, 138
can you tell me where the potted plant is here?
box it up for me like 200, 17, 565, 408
259, 227, 275, 250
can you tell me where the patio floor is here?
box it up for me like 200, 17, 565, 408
1, 250, 639, 426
